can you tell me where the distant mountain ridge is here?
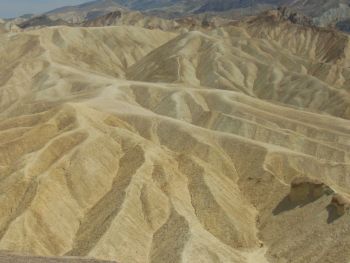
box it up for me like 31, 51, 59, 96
43, 0, 350, 31
46, 0, 126, 23
5, 0, 349, 34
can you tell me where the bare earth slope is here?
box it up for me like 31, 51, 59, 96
82, 11, 179, 31
44, 0, 350, 29
0, 252, 117, 263
0, 12, 350, 263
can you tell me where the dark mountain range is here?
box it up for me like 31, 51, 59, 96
17, 15, 68, 29
43, 0, 350, 29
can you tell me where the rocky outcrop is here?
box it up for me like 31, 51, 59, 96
18, 15, 69, 29
330, 194, 350, 217
277, 6, 313, 26
289, 177, 334, 203
82, 11, 122, 27
250, 7, 314, 27
82, 10, 182, 30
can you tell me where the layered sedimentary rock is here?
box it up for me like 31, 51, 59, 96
0, 253, 117, 263
330, 194, 350, 216
0, 11, 350, 263
289, 177, 334, 203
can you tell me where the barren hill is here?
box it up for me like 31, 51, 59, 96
0, 252, 117, 263
46, 0, 126, 23
82, 10, 229, 31
0, 8, 349, 263
82, 11, 179, 30
44, 0, 350, 29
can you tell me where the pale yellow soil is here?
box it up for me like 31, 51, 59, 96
0, 17, 349, 263
0, 252, 116, 262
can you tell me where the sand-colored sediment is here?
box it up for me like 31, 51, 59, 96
0, 16, 349, 263
0, 252, 117, 263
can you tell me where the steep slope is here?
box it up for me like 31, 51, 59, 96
0, 14, 350, 263
0, 20, 6, 34
43, 0, 350, 33
0, 20, 20, 34
193, 0, 350, 28
46, 0, 126, 23
4, 25, 174, 81
17, 15, 69, 30
127, 13, 350, 119
0, 253, 117, 263
82, 11, 229, 31
289, 0, 350, 26
82, 11, 179, 30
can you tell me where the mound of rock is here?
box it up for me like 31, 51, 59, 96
18, 15, 68, 29
250, 7, 314, 27
277, 6, 313, 26
289, 177, 334, 203
330, 194, 350, 217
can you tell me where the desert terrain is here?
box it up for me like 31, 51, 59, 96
0, 252, 116, 263
0, 4, 350, 263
